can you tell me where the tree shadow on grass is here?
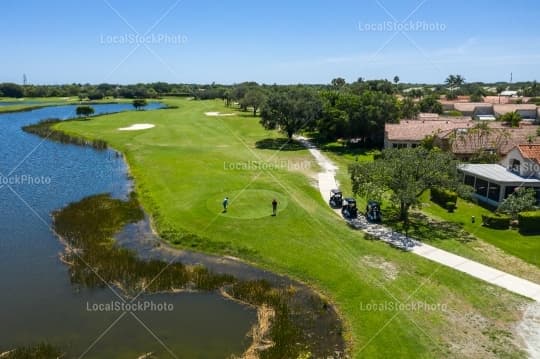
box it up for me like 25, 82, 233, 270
311, 138, 381, 158
385, 207, 476, 243
255, 138, 306, 151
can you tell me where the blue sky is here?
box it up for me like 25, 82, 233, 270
1, 0, 539, 84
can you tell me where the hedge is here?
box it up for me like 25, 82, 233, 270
518, 211, 540, 234
431, 187, 458, 210
482, 214, 511, 230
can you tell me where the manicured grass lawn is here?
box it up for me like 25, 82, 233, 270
420, 192, 540, 268
55, 98, 528, 358
326, 144, 540, 280
319, 142, 379, 200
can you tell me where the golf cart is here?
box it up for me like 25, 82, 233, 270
329, 189, 343, 208
341, 198, 358, 219
365, 200, 382, 223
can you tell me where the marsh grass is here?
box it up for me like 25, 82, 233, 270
22, 118, 108, 150
52, 193, 345, 358
1, 343, 62, 359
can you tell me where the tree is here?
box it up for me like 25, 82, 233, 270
76, 105, 95, 117
455, 75, 466, 87
445, 74, 465, 95
260, 87, 323, 139
450, 122, 510, 161
330, 77, 346, 90
318, 104, 349, 141
230, 82, 259, 110
500, 111, 522, 128
241, 88, 267, 116
418, 95, 443, 114
406, 88, 424, 99
445, 75, 457, 91
498, 187, 537, 220
0, 83, 24, 98
400, 97, 419, 119
470, 90, 484, 103
132, 99, 148, 111
393, 76, 400, 84
349, 147, 463, 223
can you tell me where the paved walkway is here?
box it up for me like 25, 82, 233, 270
295, 136, 540, 302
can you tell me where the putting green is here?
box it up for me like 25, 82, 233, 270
207, 189, 288, 219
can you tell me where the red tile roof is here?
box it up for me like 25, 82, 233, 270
385, 119, 473, 141
448, 126, 540, 155
518, 144, 540, 163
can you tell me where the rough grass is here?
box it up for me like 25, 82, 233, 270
54, 98, 530, 358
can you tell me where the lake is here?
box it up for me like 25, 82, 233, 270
0, 104, 256, 358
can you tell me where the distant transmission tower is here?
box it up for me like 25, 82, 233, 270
23, 73, 27, 86
510, 72, 513, 84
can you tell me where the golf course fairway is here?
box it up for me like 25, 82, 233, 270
55, 98, 530, 358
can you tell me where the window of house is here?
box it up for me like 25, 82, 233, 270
475, 178, 488, 197
511, 159, 521, 174
464, 175, 475, 187
504, 186, 517, 199
487, 182, 500, 202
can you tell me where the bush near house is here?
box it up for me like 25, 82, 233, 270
444, 110, 463, 117
518, 211, 540, 234
431, 187, 458, 210
481, 213, 511, 229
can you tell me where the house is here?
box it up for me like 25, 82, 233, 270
501, 144, 540, 179
453, 102, 494, 118
434, 124, 540, 160
458, 144, 540, 206
384, 117, 473, 149
500, 90, 518, 97
493, 104, 538, 122
459, 163, 540, 206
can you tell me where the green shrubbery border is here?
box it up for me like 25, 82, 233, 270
481, 214, 511, 230
431, 187, 458, 211
518, 211, 540, 234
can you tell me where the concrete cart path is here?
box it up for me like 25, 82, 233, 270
295, 136, 540, 302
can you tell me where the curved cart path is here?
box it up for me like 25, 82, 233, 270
295, 136, 540, 302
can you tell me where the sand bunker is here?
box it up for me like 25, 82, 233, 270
118, 124, 155, 131
205, 112, 235, 117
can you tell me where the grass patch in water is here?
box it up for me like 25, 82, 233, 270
1, 343, 62, 359
52, 193, 345, 358
22, 118, 108, 150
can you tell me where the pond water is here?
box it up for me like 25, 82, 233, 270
0, 104, 256, 358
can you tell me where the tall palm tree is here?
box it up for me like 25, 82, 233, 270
445, 74, 466, 96
455, 75, 466, 87
445, 75, 456, 88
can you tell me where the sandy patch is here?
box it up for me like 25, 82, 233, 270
518, 303, 540, 358
205, 111, 236, 117
360, 255, 399, 281
118, 124, 155, 131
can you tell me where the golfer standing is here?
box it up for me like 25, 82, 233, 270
223, 197, 229, 212
272, 198, 278, 216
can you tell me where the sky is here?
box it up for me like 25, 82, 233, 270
1, 0, 539, 85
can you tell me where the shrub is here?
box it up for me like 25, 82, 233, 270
518, 211, 540, 234
481, 214, 511, 229
444, 110, 463, 117
446, 201, 457, 212
431, 187, 458, 210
